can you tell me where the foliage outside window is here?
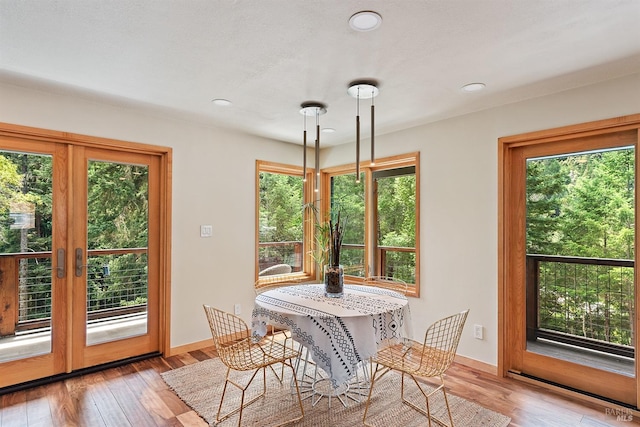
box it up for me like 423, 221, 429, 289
330, 173, 365, 277
87, 161, 149, 313
256, 161, 313, 282
374, 167, 417, 284
526, 146, 634, 346
0, 152, 150, 327
322, 153, 420, 296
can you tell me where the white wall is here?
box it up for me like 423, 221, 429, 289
1, 72, 639, 368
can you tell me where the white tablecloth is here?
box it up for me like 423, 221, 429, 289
251, 284, 413, 387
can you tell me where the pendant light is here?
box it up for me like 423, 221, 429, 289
300, 102, 327, 193
348, 80, 379, 183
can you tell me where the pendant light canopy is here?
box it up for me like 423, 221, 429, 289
298, 79, 379, 192
300, 101, 327, 193
348, 79, 379, 182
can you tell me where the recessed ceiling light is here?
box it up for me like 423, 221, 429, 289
322, 128, 336, 133
212, 98, 232, 106
461, 83, 486, 92
349, 11, 382, 32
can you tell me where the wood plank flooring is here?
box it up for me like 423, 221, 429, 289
0, 345, 638, 426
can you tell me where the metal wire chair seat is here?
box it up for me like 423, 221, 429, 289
253, 277, 304, 381
216, 337, 298, 371
203, 305, 304, 426
363, 309, 469, 427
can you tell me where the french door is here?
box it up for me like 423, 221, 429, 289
0, 125, 167, 388
500, 115, 640, 407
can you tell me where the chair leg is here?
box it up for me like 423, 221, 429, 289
281, 358, 305, 426
362, 363, 382, 427
216, 367, 232, 423
362, 362, 394, 427
401, 374, 454, 427
440, 378, 455, 427
215, 368, 265, 425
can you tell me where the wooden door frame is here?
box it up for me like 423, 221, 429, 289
0, 122, 173, 367
498, 113, 640, 408
71, 147, 164, 369
0, 137, 69, 387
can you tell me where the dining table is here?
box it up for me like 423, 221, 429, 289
251, 283, 413, 395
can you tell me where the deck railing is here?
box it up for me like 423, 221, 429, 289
258, 241, 416, 284
258, 241, 304, 272
526, 254, 635, 358
0, 248, 147, 336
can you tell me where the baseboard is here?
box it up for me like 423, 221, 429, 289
168, 339, 212, 356
454, 354, 497, 375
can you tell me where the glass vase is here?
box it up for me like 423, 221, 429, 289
324, 264, 344, 298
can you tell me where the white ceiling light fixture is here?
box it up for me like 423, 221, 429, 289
348, 79, 379, 182
211, 98, 232, 106
349, 11, 382, 32
300, 102, 327, 193
461, 83, 486, 92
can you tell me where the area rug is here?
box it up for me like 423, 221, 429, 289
161, 358, 511, 426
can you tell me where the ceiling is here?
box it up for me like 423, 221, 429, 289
1, 1, 640, 146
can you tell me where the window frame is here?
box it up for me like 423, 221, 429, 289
321, 152, 420, 297
255, 160, 315, 285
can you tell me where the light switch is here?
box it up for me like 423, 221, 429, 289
200, 225, 213, 237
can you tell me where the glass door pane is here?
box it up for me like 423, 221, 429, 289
525, 146, 635, 377
85, 161, 149, 346
0, 151, 54, 362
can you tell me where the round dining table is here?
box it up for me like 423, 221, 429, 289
251, 283, 413, 390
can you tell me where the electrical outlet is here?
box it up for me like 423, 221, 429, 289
200, 225, 213, 237
474, 324, 484, 340
234, 304, 241, 315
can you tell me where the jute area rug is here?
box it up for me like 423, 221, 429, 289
161, 358, 511, 426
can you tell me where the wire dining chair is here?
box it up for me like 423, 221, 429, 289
363, 309, 469, 427
203, 305, 304, 426
254, 276, 302, 381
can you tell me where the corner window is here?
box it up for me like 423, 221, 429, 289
256, 161, 314, 283
322, 153, 420, 296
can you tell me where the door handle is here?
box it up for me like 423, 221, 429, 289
56, 248, 65, 278
75, 248, 87, 277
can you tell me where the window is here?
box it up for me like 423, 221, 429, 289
374, 166, 417, 284
322, 153, 420, 296
330, 172, 365, 277
256, 161, 314, 283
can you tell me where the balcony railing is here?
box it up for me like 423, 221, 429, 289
258, 241, 416, 284
0, 248, 148, 336
526, 254, 635, 358
258, 241, 304, 272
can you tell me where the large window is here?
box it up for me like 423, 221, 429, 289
374, 166, 416, 284
322, 153, 420, 296
256, 161, 314, 283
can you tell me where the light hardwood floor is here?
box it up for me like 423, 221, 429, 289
0, 345, 637, 426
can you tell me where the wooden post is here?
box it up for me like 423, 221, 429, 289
0, 256, 18, 336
